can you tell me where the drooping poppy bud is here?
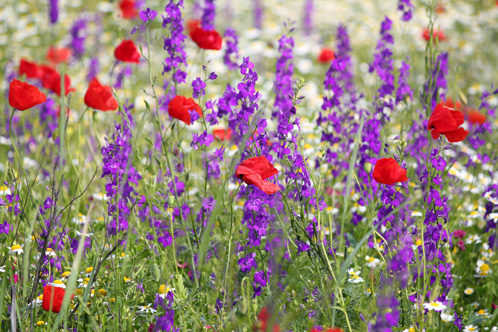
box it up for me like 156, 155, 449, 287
42, 280, 68, 313
19, 59, 43, 79
428, 103, 468, 143
8, 79, 47, 111
190, 27, 222, 50
114, 40, 141, 63
84, 78, 119, 111
168, 96, 202, 125
372, 158, 409, 185
46, 47, 72, 65
119, 0, 138, 19
41, 69, 75, 96
213, 128, 232, 141
317, 48, 335, 63
235, 156, 280, 195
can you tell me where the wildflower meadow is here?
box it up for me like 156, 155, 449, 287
1, 0, 498, 331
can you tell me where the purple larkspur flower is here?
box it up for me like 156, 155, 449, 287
192, 77, 206, 98
140, 8, 158, 22
69, 18, 87, 59
398, 0, 414, 21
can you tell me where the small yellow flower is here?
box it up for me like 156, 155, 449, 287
62, 271, 71, 278
123, 276, 131, 283
98, 289, 107, 297
85, 267, 94, 274
36, 321, 46, 326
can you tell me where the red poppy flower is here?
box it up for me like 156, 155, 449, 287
422, 29, 446, 42
119, 0, 138, 19
41, 69, 75, 96
254, 307, 280, 332
428, 103, 469, 142
436, 3, 445, 13
9, 79, 47, 111
186, 19, 201, 33
168, 96, 203, 125
372, 158, 409, 185
84, 78, 119, 111
114, 40, 141, 63
213, 128, 232, 141
235, 156, 280, 195
318, 48, 335, 63
466, 109, 486, 125
42, 285, 66, 313
190, 27, 222, 50
46, 47, 72, 65
442, 98, 461, 111
19, 59, 43, 79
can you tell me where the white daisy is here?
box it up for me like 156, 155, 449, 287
8, 244, 23, 255
464, 288, 474, 295
463, 325, 479, 332
441, 312, 454, 322
423, 301, 446, 312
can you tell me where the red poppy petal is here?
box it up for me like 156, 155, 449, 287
443, 127, 469, 143
243, 173, 280, 195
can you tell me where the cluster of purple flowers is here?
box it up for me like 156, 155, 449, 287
101, 108, 141, 235
162, 0, 188, 84
69, 18, 87, 59
201, 0, 216, 31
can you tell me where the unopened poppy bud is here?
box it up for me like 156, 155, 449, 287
168, 195, 175, 206
364, 162, 372, 173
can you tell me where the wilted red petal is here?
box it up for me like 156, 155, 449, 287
190, 27, 222, 50
114, 40, 141, 63
372, 158, 409, 185
8, 79, 47, 111
84, 78, 119, 111
168, 96, 202, 125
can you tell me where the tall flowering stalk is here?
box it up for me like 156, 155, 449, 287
253, 0, 263, 29
223, 28, 239, 70
302, 0, 313, 36
273, 34, 294, 119
49, 0, 58, 24
101, 111, 140, 235
201, 0, 215, 30
69, 18, 87, 59
162, 0, 188, 85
